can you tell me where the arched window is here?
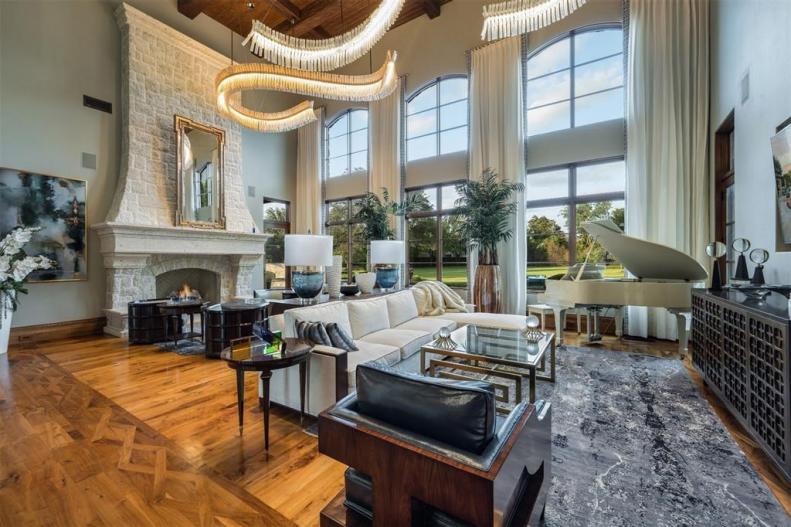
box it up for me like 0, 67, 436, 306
526, 26, 624, 136
406, 76, 468, 162
326, 109, 368, 178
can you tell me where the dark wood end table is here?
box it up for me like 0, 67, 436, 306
158, 300, 205, 347
220, 336, 310, 450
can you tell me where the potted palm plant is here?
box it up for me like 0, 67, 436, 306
1, 227, 53, 354
355, 189, 420, 291
455, 169, 524, 313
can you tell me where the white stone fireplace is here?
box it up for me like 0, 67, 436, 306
93, 5, 268, 336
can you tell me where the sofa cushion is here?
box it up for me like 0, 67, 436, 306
396, 317, 457, 336
284, 302, 352, 338
385, 290, 419, 327
347, 341, 402, 388
441, 312, 527, 331
359, 328, 433, 359
347, 298, 391, 339
356, 362, 497, 454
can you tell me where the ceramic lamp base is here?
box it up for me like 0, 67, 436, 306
292, 271, 324, 302
375, 267, 399, 291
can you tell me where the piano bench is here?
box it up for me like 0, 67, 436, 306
528, 304, 583, 334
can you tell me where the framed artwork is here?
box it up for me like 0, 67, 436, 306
773, 122, 791, 245
0, 167, 87, 282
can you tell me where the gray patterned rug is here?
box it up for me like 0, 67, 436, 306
537, 345, 789, 527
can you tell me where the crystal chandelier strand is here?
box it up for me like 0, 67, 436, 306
216, 51, 399, 133
481, 0, 587, 41
241, 0, 406, 71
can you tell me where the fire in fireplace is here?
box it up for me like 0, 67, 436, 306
168, 283, 203, 303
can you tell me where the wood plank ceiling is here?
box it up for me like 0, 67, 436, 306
178, 0, 451, 42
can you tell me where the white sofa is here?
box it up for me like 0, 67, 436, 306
264, 289, 529, 416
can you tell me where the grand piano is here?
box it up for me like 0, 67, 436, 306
539, 220, 708, 355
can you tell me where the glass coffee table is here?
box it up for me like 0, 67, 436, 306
420, 324, 555, 408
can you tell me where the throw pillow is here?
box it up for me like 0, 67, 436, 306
295, 321, 331, 346
326, 322, 358, 351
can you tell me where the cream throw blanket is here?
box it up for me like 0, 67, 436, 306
412, 281, 469, 316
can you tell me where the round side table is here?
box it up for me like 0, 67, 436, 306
221, 337, 310, 450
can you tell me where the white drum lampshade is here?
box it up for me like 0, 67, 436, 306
284, 234, 333, 267
370, 240, 405, 265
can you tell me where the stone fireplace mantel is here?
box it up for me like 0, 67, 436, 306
93, 222, 268, 256
93, 222, 269, 337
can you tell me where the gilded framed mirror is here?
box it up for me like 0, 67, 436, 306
174, 115, 226, 229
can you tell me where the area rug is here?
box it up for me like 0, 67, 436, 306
535, 345, 789, 527
157, 340, 205, 356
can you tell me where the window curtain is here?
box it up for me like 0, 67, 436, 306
369, 78, 404, 286
625, 0, 710, 339
295, 108, 324, 234
469, 37, 527, 315
369, 77, 402, 204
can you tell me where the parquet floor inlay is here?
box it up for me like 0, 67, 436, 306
0, 350, 293, 527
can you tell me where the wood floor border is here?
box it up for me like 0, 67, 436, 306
9, 316, 106, 346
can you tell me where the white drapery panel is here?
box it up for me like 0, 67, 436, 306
369, 77, 402, 202
295, 108, 324, 234
625, 0, 710, 338
369, 78, 404, 286
469, 37, 527, 315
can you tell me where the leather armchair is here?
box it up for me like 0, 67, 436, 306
319, 363, 552, 526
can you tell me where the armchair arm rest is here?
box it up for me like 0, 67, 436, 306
311, 344, 348, 357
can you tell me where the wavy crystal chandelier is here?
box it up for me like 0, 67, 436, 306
242, 0, 406, 71
481, 0, 587, 41
216, 51, 399, 133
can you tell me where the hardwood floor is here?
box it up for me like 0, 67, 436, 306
2, 332, 790, 525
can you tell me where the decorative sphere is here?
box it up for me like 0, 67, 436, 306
732, 238, 751, 253
525, 315, 540, 329
438, 327, 451, 339
705, 241, 727, 258
750, 248, 770, 265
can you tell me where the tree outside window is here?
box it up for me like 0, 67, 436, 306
406, 183, 467, 288
526, 160, 625, 287
263, 199, 289, 288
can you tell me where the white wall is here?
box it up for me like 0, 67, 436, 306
0, 0, 297, 326
0, 1, 120, 327
710, 0, 791, 283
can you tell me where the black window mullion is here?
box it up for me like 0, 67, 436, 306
436, 185, 443, 282
569, 165, 577, 265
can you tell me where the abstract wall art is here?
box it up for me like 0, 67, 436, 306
0, 167, 87, 281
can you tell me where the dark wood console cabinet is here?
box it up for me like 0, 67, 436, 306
691, 289, 790, 482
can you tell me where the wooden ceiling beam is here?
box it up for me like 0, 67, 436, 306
274, 0, 337, 37
267, 0, 302, 21
177, 0, 209, 20
422, 0, 441, 19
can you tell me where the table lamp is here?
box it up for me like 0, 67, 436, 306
285, 234, 333, 303
370, 240, 404, 292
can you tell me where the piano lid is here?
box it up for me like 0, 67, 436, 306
582, 220, 708, 281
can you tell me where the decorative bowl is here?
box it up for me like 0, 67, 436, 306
340, 284, 360, 296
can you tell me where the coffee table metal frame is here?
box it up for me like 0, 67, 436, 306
420, 326, 555, 408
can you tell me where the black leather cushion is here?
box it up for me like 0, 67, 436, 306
355, 363, 497, 454
326, 322, 358, 351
